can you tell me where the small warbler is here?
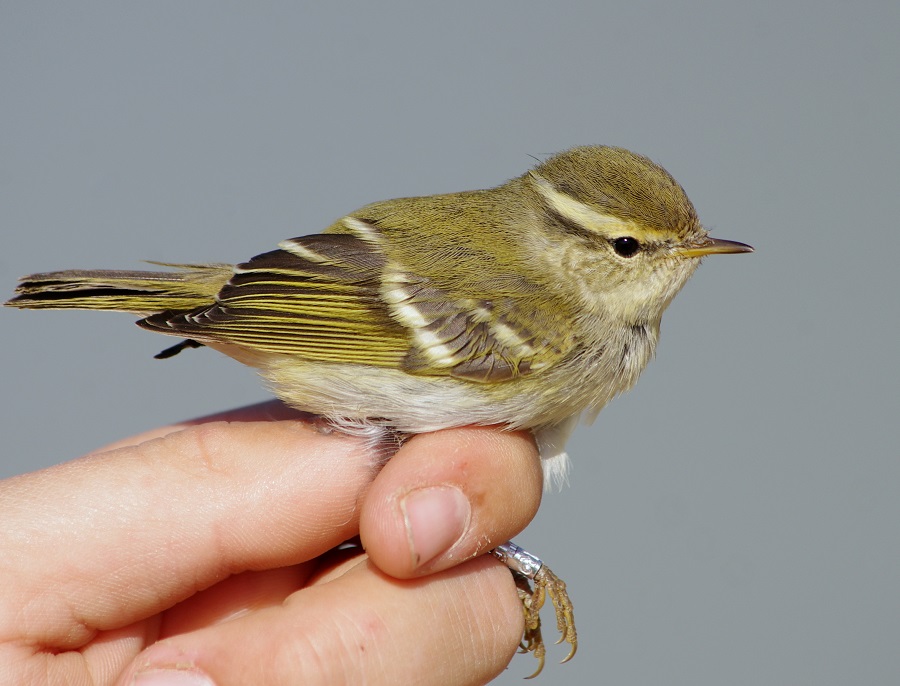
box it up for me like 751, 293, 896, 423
7, 145, 752, 675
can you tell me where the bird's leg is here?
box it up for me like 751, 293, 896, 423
491, 541, 577, 678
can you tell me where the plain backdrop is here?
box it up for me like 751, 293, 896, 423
2, 3, 898, 684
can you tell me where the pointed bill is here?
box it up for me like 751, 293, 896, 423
677, 237, 754, 258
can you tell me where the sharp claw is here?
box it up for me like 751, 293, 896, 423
524, 656, 545, 680
491, 541, 578, 677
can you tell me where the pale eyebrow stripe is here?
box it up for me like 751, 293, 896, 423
529, 172, 639, 238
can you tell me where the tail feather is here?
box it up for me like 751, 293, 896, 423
5, 264, 232, 314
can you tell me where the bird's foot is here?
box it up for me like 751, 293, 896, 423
492, 541, 577, 678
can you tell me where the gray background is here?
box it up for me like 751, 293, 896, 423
2, 2, 898, 684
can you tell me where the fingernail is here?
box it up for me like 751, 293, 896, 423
132, 668, 216, 686
401, 486, 470, 569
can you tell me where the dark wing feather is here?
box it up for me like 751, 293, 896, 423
139, 234, 410, 366
140, 221, 570, 381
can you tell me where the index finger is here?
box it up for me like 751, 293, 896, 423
0, 417, 377, 649
94, 399, 306, 451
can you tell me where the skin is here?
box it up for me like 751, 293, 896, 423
0, 401, 543, 686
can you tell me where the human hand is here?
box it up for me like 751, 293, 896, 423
0, 401, 543, 685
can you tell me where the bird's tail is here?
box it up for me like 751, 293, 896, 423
5, 263, 232, 314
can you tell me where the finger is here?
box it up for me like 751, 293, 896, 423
0, 418, 377, 648
359, 427, 542, 578
96, 399, 305, 451
158, 566, 311, 638
120, 556, 523, 686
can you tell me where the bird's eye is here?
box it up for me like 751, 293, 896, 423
612, 236, 641, 257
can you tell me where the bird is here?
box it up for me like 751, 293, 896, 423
6, 145, 753, 675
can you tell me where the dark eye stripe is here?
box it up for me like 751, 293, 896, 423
542, 206, 599, 242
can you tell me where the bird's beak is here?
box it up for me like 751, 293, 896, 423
677, 237, 754, 258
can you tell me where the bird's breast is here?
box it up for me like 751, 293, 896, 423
255, 319, 657, 433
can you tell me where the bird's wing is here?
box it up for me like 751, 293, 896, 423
139, 233, 407, 366
139, 221, 568, 382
